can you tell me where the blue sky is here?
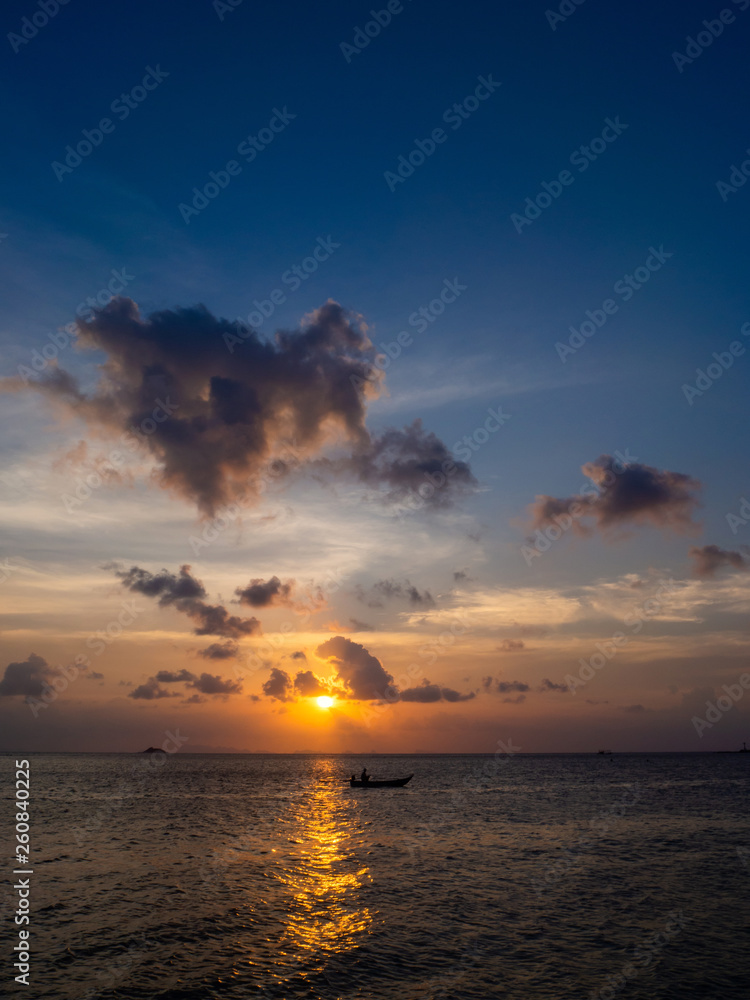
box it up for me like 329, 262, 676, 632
0, 0, 748, 751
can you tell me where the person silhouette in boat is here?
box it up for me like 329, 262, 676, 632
360, 767, 370, 783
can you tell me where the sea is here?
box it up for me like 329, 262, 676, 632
3, 752, 749, 999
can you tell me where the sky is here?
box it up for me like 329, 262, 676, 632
0, 0, 748, 753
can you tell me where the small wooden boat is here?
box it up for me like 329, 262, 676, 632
349, 774, 413, 788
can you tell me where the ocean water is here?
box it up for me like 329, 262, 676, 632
3, 752, 749, 999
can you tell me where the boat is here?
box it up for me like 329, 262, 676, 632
349, 774, 413, 788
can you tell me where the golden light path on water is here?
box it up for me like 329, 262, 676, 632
272, 759, 372, 972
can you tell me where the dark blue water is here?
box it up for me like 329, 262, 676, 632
2, 752, 748, 998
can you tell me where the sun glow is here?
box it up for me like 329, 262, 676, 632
316, 696, 335, 709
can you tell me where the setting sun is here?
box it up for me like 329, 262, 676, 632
316, 696, 335, 709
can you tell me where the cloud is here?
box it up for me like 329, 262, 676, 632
689, 544, 749, 578
316, 636, 394, 700
198, 641, 239, 660
348, 618, 375, 631
133, 666, 241, 697
155, 668, 195, 683
483, 678, 530, 694
290, 650, 307, 660
128, 678, 177, 700
439, 686, 475, 703
344, 418, 476, 506
396, 680, 475, 703
453, 570, 470, 583
235, 576, 294, 608
528, 455, 701, 538
621, 703, 648, 713
262, 667, 293, 701
354, 578, 434, 608
8, 297, 474, 516
0, 653, 56, 697
86, 671, 105, 680
293, 670, 328, 697
189, 672, 242, 695
538, 678, 568, 693
498, 639, 525, 652
398, 681, 443, 703
115, 564, 261, 639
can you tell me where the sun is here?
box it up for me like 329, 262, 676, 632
316, 696, 335, 709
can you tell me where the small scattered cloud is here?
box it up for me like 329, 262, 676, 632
235, 576, 294, 608
129, 678, 177, 700
689, 544, 749, 578
482, 678, 530, 694
348, 618, 375, 631
262, 667, 293, 702
354, 579, 434, 608
498, 639, 525, 652
114, 564, 261, 638
0, 653, 55, 698
528, 455, 701, 539
538, 678, 567, 693
198, 641, 239, 660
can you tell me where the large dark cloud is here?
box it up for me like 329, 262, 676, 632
7, 297, 474, 515
316, 636, 395, 701
314, 636, 474, 704
528, 455, 701, 537
0, 653, 56, 697
689, 544, 749, 578
115, 564, 260, 639
235, 576, 294, 608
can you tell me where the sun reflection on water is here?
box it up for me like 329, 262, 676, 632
274, 762, 372, 960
